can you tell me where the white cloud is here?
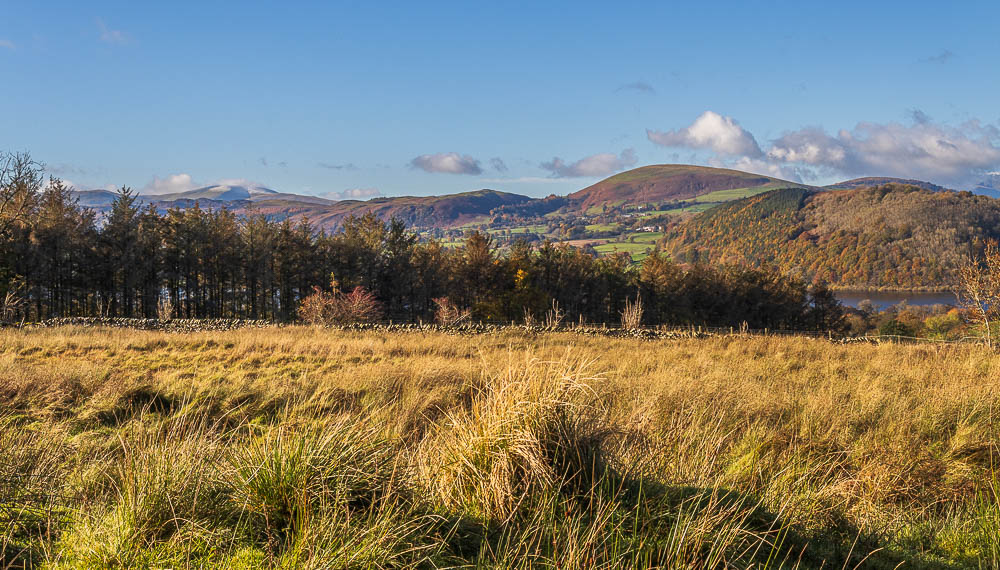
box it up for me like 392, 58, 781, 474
97, 19, 128, 44
141, 173, 198, 195
648, 111, 762, 157
650, 111, 1000, 188
708, 157, 806, 183
767, 120, 1000, 186
540, 149, 637, 178
0, 39, 14, 50
765, 127, 849, 166
322, 187, 382, 201
410, 152, 482, 175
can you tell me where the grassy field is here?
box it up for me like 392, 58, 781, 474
585, 223, 620, 232
2, 327, 999, 568
628, 231, 663, 244
592, 241, 654, 261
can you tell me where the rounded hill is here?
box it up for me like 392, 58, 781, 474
566, 164, 807, 212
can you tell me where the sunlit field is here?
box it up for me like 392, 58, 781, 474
2, 326, 999, 568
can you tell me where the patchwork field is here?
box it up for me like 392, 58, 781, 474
1, 327, 999, 568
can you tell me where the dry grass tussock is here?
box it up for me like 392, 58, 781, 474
0, 326, 999, 568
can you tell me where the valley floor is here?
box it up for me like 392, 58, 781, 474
1, 327, 998, 568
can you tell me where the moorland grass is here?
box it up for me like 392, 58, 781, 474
0, 326, 998, 568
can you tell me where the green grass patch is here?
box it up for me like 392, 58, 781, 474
693, 186, 774, 203
593, 241, 654, 261
585, 223, 620, 232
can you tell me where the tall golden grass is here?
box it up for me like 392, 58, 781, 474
0, 326, 998, 568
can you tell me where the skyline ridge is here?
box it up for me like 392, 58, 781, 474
3, 1, 998, 198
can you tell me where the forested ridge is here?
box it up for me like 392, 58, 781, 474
662, 184, 1000, 290
0, 153, 843, 330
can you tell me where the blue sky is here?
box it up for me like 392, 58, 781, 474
2, 0, 999, 198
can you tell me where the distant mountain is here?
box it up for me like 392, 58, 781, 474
71, 186, 533, 230
974, 173, 1000, 198
71, 184, 335, 216
564, 164, 808, 212
72, 189, 123, 209
243, 189, 534, 229
660, 183, 1000, 290
825, 177, 949, 192
146, 184, 273, 202
70, 165, 990, 238
145, 183, 337, 205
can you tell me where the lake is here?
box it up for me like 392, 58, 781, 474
834, 290, 957, 310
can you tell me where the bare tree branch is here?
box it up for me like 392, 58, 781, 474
954, 240, 1000, 349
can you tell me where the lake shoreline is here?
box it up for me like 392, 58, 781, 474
834, 290, 958, 310
830, 286, 955, 293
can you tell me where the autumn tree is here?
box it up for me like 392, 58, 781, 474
955, 240, 1000, 348
0, 152, 43, 316
0, 151, 42, 240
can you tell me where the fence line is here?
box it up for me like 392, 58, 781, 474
11, 317, 992, 346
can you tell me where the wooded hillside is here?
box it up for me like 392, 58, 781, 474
661, 184, 1000, 289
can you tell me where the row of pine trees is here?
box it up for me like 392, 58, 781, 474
0, 153, 845, 330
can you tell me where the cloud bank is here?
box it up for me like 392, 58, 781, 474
142, 173, 197, 195
649, 111, 1000, 188
541, 149, 637, 178
410, 152, 482, 175
767, 120, 1000, 184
